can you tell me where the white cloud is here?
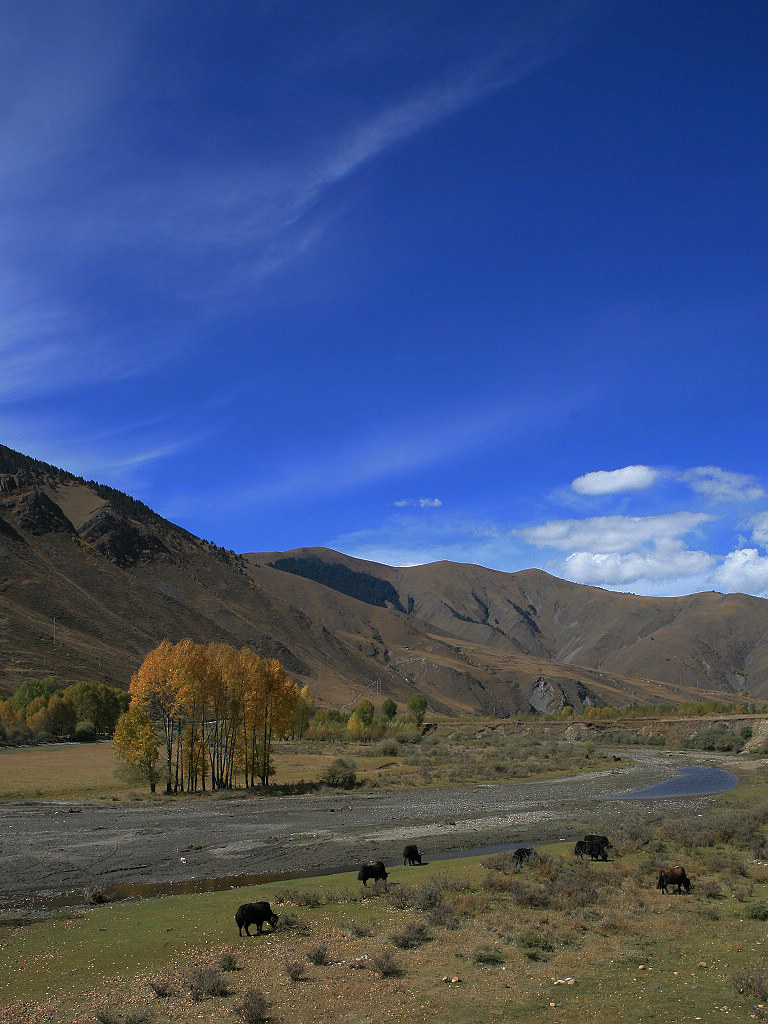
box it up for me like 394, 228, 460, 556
394, 497, 442, 508
713, 548, 768, 597
680, 466, 764, 503
519, 512, 711, 553
563, 546, 716, 585
571, 464, 659, 495
751, 512, 768, 548
518, 511, 717, 593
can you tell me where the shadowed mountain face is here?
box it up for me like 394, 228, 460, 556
2, 445, 767, 715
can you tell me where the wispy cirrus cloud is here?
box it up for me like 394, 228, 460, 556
395, 497, 442, 509
680, 466, 764, 503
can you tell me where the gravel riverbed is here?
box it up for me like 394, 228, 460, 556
0, 748, 740, 915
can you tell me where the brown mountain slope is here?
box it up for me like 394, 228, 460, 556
250, 547, 768, 706
1, 445, 766, 715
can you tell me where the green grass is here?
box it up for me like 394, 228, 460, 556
4, 833, 768, 1023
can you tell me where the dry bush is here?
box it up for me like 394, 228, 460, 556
94, 1003, 151, 1024
347, 919, 373, 937
285, 959, 306, 982
472, 944, 506, 966
218, 951, 238, 972
515, 928, 555, 959
307, 942, 331, 965
696, 904, 720, 921
278, 910, 311, 933
274, 886, 325, 907
502, 878, 551, 909
235, 987, 270, 1023
697, 877, 725, 899
189, 965, 230, 1001
593, 910, 636, 934
389, 920, 431, 949
733, 967, 768, 1001
370, 949, 403, 977
147, 973, 178, 997
482, 850, 520, 873
387, 885, 416, 910
426, 902, 461, 929
545, 863, 601, 909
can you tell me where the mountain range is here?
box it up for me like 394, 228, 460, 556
2, 444, 766, 716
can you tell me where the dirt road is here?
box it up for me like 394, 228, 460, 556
0, 750, 735, 914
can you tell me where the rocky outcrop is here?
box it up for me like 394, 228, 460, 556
15, 490, 75, 536
79, 506, 169, 567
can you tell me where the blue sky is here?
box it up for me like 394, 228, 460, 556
3, 1, 768, 598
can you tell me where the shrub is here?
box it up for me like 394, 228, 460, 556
426, 903, 461, 929
733, 967, 768, 1001
307, 942, 331, 965
389, 920, 431, 949
373, 739, 400, 756
94, 1004, 151, 1024
235, 987, 271, 1023
516, 929, 555, 953
285, 959, 306, 981
74, 719, 97, 741
322, 757, 357, 788
698, 878, 724, 899
473, 945, 506, 966
371, 949, 403, 977
347, 920, 373, 937
189, 965, 230, 1001
279, 910, 311, 933
218, 952, 238, 972
148, 973, 178, 997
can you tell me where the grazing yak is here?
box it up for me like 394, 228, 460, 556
235, 901, 280, 936
657, 865, 691, 894
513, 847, 536, 868
582, 834, 611, 860
358, 860, 388, 885
403, 844, 422, 866
574, 835, 612, 860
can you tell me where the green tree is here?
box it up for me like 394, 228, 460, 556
353, 699, 375, 726
407, 692, 427, 727
293, 684, 314, 738
11, 678, 60, 717
322, 757, 357, 788
113, 706, 162, 792
381, 698, 397, 722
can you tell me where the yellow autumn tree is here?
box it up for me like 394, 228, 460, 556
113, 706, 161, 792
127, 640, 299, 791
129, 639, 181, 793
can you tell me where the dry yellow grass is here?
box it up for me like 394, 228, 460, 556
0, 742, 142, 800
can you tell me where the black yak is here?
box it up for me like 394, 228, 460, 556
358, 860, 388, 885
235, 901, 280, 936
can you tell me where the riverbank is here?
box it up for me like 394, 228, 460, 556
0, 748, 752, 916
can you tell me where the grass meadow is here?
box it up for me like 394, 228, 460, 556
0, 730, 617, 802
3, 820, 768, 1024
2, 731, 768, 1022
